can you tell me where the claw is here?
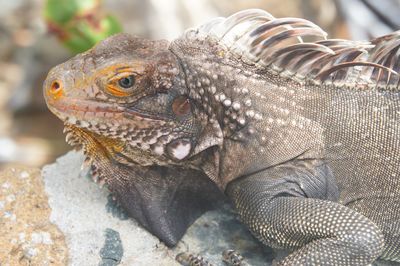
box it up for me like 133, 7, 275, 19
176, 252, 214, 266
98, 178, 106, 188
65, 132, 73, 143
91, 166, 99, 182
82, 156, 92, 168
222, 250, 248, 266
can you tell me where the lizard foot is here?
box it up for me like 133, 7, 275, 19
222, 249, 249, 266
176, 252, 214, 266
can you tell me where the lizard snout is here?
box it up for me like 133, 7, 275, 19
43, 64, 81, 121
43, 63, 80, 106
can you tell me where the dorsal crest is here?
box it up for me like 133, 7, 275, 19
186, 9, 400, 88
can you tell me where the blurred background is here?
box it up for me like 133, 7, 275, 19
0, 0, 399, 170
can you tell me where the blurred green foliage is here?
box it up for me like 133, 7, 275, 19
44, 0, 122, 53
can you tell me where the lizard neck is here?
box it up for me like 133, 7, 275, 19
171, 39, 325, 190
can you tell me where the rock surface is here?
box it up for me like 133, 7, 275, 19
42, 151, 274, 265
3, 151, 394, 265
0, 166, 68, 265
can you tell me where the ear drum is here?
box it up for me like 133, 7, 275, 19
172, 96, 191, 116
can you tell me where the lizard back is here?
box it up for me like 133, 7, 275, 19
171, 7, 399, 214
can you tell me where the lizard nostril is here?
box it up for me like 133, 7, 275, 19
50, 80, 62, 94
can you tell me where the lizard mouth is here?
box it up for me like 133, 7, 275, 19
48, 98, 125, 121
48, 97, 170, 126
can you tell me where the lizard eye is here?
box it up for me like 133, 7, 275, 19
118, 75, 135, 89
106, 73, 138, 97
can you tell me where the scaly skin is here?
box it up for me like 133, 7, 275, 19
44, 9, 400, 265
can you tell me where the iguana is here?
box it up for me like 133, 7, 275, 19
43, 9, 400, 265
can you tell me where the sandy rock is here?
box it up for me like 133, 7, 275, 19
0, 166, 68, 265
42, 151, 274, 265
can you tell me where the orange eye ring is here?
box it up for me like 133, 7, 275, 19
106, 73, 137, 97
106, 83, 135, 97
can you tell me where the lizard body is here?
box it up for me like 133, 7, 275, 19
44, 9, 400, 265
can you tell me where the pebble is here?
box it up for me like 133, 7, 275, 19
2, 182, 11, 189
20, 171, 30, 179
23, 246, 38, 259
31, 231, 53, 245
19, 232, 26, 243
6, 194, 16, 202
4, 211, 15, 220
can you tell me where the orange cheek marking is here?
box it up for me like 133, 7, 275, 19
106, 84, 132, 97
51, 89, 64, 100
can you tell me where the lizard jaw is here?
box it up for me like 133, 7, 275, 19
62, 123, 126, 186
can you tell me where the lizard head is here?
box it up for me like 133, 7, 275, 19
44, 33, 225, 246
44, 33, 204, 165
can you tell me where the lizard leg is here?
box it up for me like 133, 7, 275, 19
346, 198, 400, 262
176, 252, 214, 266
226, 160, 385, 265
222, 249, 250, 266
